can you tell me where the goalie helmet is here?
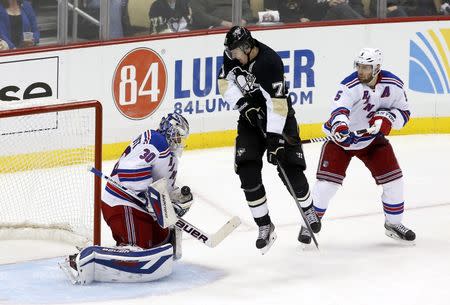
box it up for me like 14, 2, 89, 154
354, 48, 382, 76
224, 26, 255, 58
158, 113, 189, 154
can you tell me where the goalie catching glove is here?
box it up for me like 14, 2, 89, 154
170, 185, 193, 217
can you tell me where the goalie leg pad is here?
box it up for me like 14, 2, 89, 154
69, 244, 174, 285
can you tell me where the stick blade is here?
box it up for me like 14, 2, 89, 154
206, 216, 241, 248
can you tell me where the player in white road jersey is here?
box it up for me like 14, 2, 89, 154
298, 48, 416, 245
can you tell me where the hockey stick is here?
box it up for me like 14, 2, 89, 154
91, 167, 176, 228
254, 122, 320, 249
278, 120, 383, 248
89, 167, 241, 248
276, 161, 319, 249
300, 120, 382, 144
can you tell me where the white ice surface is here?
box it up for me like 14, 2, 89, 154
1, 134, 449, 305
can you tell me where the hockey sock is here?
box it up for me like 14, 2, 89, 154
254, 214, 271, 227
243, 184, 269, 224
312, 179, 340, 218
297, 189, 313, 209
382, 178, 404, 224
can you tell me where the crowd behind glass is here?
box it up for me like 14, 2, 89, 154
0, 0, 449, 51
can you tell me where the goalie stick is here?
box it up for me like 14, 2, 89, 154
89, 167, 241, 248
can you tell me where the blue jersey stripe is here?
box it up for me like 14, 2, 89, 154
119, 175, 152, 182
116, 167, 153, 173
380, 81, 403, 89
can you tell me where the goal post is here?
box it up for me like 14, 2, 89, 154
0, 100, 102, 246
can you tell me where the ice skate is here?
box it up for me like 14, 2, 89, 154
298, 205, 321, 245
304, 205, 321, 233
384, 222, 416, 245
297, 225, 312, 245
256, 222, 276, 255
58, 253, 80, 284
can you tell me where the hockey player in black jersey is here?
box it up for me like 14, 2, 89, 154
218, 26, 320, 254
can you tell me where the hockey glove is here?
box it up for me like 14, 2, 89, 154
170, 186, 193, 217
234, 97, 263, 127
266, 132, 285, 165
331, 121, 354, 147
369, 109, 396, 136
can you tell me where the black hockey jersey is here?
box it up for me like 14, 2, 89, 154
218, 41, 294, 135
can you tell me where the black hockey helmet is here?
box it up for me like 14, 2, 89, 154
224, 26, 255, 56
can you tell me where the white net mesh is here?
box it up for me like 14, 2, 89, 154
0, 102, 98, 246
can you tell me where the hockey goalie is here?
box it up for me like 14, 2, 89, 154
60, 113, 194, 285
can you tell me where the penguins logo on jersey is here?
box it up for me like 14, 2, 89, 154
231, 66, 258, 95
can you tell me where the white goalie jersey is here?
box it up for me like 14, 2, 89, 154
324, 70, 411, 150
102, 130, 178, 214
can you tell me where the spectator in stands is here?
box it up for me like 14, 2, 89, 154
404, 0, 442, 16
322, 0, 364, 20
265, 0, 363, 22
85, 0, 128, 39
149, 0, 191, 34
265, 0, 320, 22
190, 0, 254, 29
441, 0, 450, 15
353, 0, 408, 18
0, 0, 39, 49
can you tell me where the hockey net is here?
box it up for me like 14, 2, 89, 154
0, 100, 102, 246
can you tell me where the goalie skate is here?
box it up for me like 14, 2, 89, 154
384, 222, 416, 245
256, 222, 277, 255
58, 254, 80, 284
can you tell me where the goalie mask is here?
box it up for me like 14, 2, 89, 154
224, 26, 255, 59
354, 48, 382, 77
158, 113, 189, 154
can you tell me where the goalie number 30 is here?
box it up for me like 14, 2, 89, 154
113, 48, 167, 120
